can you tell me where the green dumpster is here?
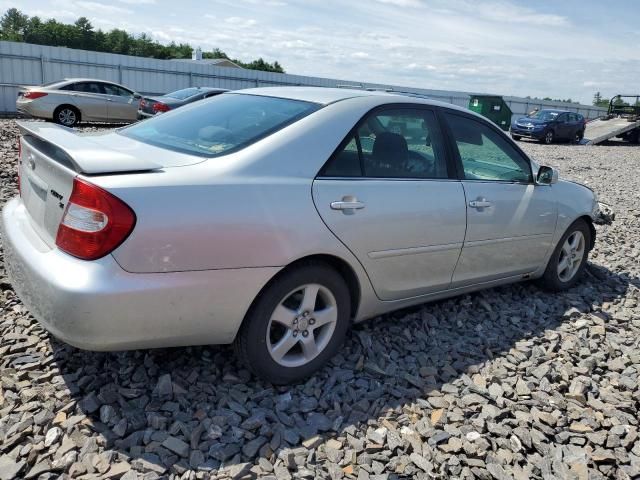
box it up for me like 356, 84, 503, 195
468, 95, 512, 131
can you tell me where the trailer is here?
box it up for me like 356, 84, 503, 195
583, 95, 640, 145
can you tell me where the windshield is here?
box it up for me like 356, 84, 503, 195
528, 110, 559, 121
166, 87, 203, 100
120, 93, 320, 157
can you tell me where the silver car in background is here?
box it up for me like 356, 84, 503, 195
16, 78, 141, 127
3, 87, 598, 384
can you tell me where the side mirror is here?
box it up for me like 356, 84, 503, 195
537, 165, 558, 185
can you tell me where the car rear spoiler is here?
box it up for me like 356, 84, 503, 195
16, 121, 162, 174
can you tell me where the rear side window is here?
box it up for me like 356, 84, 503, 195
102, 84, 132, 97
321, 107, 448, 179
120, 93, 319, 157
444, 112, 532, 183
69, 82, 104, 94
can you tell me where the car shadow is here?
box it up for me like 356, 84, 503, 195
47, 262, 637, 476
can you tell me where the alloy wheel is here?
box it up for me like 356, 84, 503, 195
557, 231, 585, 282
545, 131, 554, 144
266, 283, 337, 368
58, 108, 77, 126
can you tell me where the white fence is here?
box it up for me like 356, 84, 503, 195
0, 40, 607, 121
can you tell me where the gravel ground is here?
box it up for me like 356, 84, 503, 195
0, 119, 639, 480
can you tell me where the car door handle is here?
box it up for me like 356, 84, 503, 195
107, 98, 113, 102
469, 199, 492, 208
331, 200, 365, 210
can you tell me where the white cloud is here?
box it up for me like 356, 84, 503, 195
74, 1, 132, 15
351, 52, 370, 59
116, 0, 155, 4
224, 17, 257, 27
375, 0, 423, 6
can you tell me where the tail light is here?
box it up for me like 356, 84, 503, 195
56, 178, 136, 260
17, 140, 21, 197
152, 102, 170, 113
23, 91, 47, 100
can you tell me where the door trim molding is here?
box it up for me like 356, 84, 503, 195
368, 242, 463, 259
464, 233, 552, 248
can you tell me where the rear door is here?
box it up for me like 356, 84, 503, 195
555, 113, 571, 139
567, 113, 581, 139
61, 82, 109, 121
313, 105, 467, 301
102, 83, 138, 122
441, 111, 557, 287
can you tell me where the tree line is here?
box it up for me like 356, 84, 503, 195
592, 92, 640, 108
0, 8, 285, 73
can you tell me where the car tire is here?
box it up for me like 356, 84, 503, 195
235, 263, 351, 384
54, 105, 80, 127
536, 219, 591, 292
542, 130, 554, 144
572, 131, 583, 144
511, 134, 521, 141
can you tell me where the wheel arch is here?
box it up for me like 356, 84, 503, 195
54, 104, 81, 123
243, 253, 362, 328
578, 214, 596, 250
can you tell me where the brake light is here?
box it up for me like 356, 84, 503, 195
152, 102, 170, 113
23, 91, 47, 100
56, 178, 136, 260
17, 140, 21, 197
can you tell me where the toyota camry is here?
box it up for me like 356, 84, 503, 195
3, 87, 598, 384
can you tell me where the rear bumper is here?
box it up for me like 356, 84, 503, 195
15, 100, 52, 120
2, 198, 280, 350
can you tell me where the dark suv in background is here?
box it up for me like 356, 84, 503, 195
511, 109, 586, 144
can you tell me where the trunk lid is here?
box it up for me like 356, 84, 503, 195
17, 121, 165, 247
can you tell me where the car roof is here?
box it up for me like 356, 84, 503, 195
189, 87, 228, 92
540, 109, 573, 114
233, 86, 471, 113
39, 78, 129, 89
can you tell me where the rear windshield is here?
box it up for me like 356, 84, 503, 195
120, 93, 320, 157
166, 88, 203, 100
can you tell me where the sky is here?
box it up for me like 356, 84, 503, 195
4, 0, 640, 104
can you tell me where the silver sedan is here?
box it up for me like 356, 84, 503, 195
16, 78, 141, 127
3, 87, 598, 384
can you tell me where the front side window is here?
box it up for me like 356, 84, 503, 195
444, 112, 532, 183
121, 93, 319, 157
321, 107, 448, 179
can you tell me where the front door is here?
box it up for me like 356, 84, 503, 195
441, 111, 557, 287
313, 106, 467, 301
